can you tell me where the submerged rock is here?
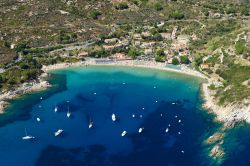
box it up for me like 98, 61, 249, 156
209, 144, 225, 160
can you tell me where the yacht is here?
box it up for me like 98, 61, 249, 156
121, 130, 127, 137
54, 129, 63, 136
165, 128, 169, 133
178, 119, 181, 123
132, 114, 135, 118
36, 118, 41, 122
22, 128, 35, 140
112, 113, 116, 121
138, 127, 144, 133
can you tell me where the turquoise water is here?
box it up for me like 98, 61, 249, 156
0, 66, 224, 165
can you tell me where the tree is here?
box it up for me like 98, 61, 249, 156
240, 6, 249, 16
172, 57, 179, 65
155, 55, 165, 62
128, 48, 140, 59
180, 56, 190, 64
156, 49, 165, 57
170, 11, 184, 20
235, 41, 245, 54
90, 11, 101, 19
154, 3, 163, 11
0, 75, 3, 84
115, 2, 129, 10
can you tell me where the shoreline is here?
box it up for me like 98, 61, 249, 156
42, 58, 208, 80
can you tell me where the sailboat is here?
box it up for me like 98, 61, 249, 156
54, 105, 58, 112
54, 129, 63, 136
66, 101, 71, 118
111, 113, 116, 122
88, 120, 93, 129
22, 128, 35, 140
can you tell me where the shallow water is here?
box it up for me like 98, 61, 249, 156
0, 66, 220, 166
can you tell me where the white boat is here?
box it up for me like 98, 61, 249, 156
54, 105, 58, 112
139, 115, 143, 118
36, 118, 41, 122
178, 131, 181, 135
132, 114, 135, 118
138, 127, 144, 133
88, 121, 93, 129
181, 150, 185, 154
67, 111, 71, 118
165, 128, 169, 133
121, 130, 127, 137
40, 97, 43, 100
66, 101, 71, 118
22, 128, 35, 140
178, 119, 181, 123
112, 113, 116, 121
54, 129, 63, 136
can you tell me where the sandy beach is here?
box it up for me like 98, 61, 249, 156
42, 58, 208, 79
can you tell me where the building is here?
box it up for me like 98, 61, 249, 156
200, 64, 209, 70
160, 33, 171, 39
78, 51, 89, 57
103, 45, 115, 51
144, 48, 153, 55
111, 53, 131, 61
133, 34, 142, 40
104, 38, 118, 44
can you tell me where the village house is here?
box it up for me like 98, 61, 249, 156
142, 31, 151, 38
111, 53, 131, 61
160, 33, 171, 40
119, 39, 129, 46
10, 44, 16, 49
144, 48, 154, 55
78, 51, 89, 57
104, 38, 118, 44
171, 26, 179, 39
134, 41, 141, 47
103, 45, 115, 51
133, 33, 142, 40
140, 41, 156, 48
200, 63, 209, 70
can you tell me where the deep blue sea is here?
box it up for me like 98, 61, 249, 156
0, 66, 249, 166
